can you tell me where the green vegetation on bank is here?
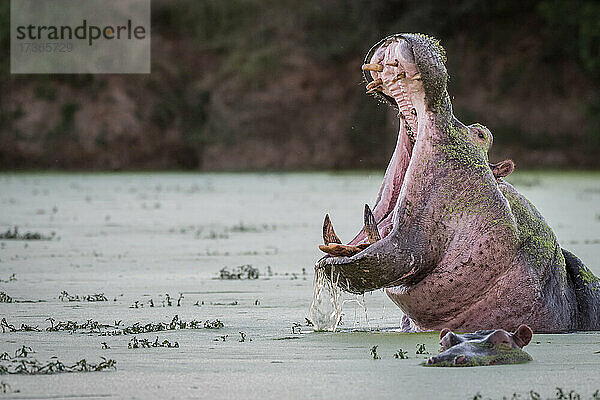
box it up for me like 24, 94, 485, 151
1, 1, 599, 169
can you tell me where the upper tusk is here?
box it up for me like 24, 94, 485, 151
323, 214, 342, 245
363, 204, 381, 244
362, 63, 383, 72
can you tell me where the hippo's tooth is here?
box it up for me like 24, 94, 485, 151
391, 71, 406, 83
366, 78, 383, 91
412, 73, 422, 80
363, 204, 381, 244
361, 63, 383, 72
386, 60, 399, 67
323, 214, 342, 245
366, 87, 382, 95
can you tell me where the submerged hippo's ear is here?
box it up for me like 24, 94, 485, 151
513, 324, 533, 348
490, 159, 515, 179
439, 328, 451, 340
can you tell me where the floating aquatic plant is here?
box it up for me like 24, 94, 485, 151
0, 274, 16, 283
472, 388, 600, 400
0, 227, 54, 240
0, 346, 116, 375
218, 264, 259, 280
1, 318, 40, 333
128, 336, 179, 349
416, 343, 429, 355
59, 291, 108, 302
370, 345, 380, 360
0, 293, 13, 303
393, 349, 409, 359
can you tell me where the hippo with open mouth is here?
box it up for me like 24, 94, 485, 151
316, 33, 600, 333
426, 324, 533, 367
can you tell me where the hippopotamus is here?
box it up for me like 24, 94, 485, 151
315, 33, 600, 333
426, 325, 533, 367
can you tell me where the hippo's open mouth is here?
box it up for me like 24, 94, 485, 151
319, 34, 426, 259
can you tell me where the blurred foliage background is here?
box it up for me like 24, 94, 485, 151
1, 0, 599, 170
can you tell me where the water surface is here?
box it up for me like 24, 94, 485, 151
0, 172, 599, 399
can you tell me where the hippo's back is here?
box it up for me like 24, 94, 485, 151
562, 249, 600, 330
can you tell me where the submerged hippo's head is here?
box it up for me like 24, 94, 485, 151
426, 324, 533, 367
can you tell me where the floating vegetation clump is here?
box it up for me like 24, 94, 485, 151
218, 264, 259, 280
130, 293, 184, 308
0, 274, 16, 283
211, 301, 238, 306
128, 336, 179, 349
393, 349, 409, 359
370, 345, 380, 360
416, 344, 429, 355
46, 318, 110, 333
59, 291, 108, 302
0, 381, 18, 393
229, 222, 277, 233
0, 227, 53, 241
203, 319, 224, 329
0, 293, 13, 303
1, 319, 40, 333
0, 346, 116, 375
472, 388, 600, 400
109, 315, 223, 335
3, 315, 224, 336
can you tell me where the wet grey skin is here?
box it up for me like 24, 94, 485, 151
426, 325, 534, 367
316, 33, 600, 333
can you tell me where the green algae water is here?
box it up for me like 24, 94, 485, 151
0, 171, 599, 399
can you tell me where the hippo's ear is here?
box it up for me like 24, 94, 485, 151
513, 324, 533, 348
490, 159, 515, 179
439, 328, 451, 340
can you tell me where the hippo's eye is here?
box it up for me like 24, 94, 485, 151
477, 132, 485, 139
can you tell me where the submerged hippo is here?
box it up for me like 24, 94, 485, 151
426, 325, 533, 367
316, 33, 600, 333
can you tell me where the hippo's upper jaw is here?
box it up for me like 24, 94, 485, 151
316, 34, 451, 294
426, 325, 533, 367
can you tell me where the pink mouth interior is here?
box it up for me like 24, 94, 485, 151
348, 40, 419, 246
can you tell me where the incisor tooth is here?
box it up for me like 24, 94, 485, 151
366, 78, 383, 91
362, 63, 383, 72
